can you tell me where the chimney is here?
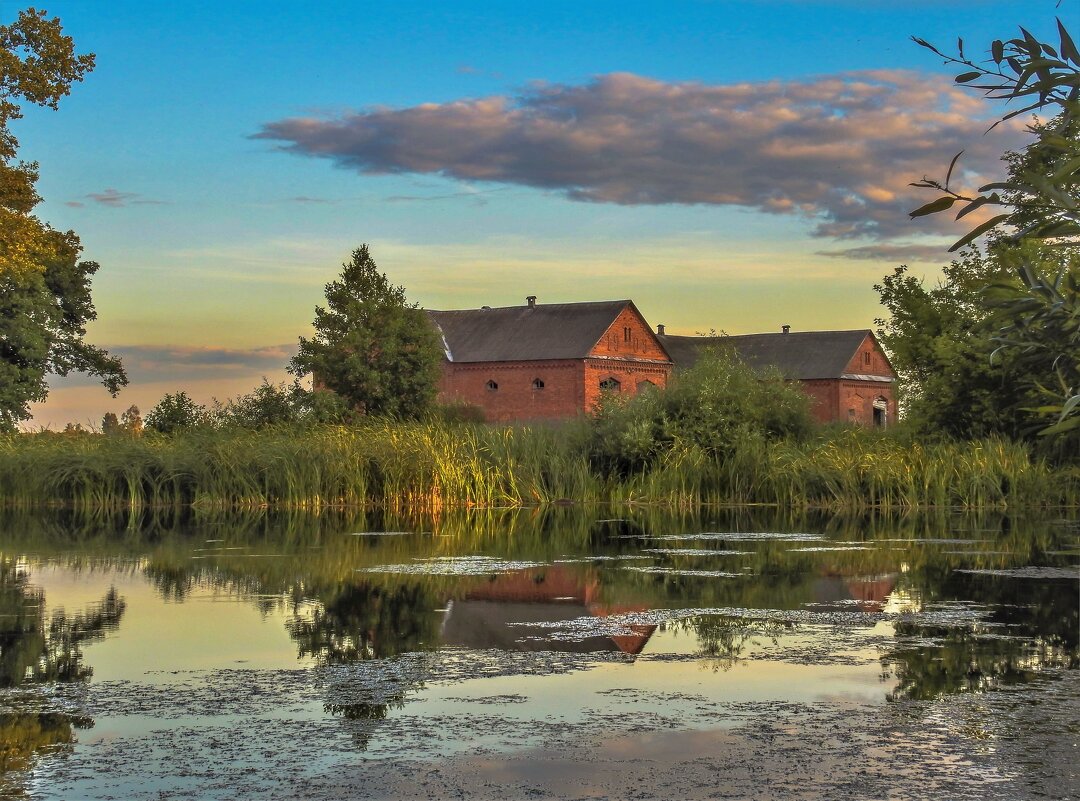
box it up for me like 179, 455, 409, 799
526, 295, 537, 308
782, 325, 791, 334
656, 323, 666, 335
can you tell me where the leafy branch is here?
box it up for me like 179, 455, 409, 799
909, 19, 1080, 250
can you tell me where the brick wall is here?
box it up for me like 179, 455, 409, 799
582, 306, 673, 411
437, 360, 583, 422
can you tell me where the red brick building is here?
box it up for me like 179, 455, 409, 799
658, 328, 896, 427
427, 297, 673, 423
426, 297, 896, 427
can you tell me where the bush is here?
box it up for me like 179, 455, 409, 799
588, 346, 813, 476
216, 380, 305, 429
145, 393, 207, 434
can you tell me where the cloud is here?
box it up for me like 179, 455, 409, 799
64, 200, 84, 208
43, 344, 299, 387
86, 188, 167, 207
384, 186, 512, 205
290, 195, 335, 203
119, 343, 297, 375
815, 242, 954, 262
254, 70, 1028, 240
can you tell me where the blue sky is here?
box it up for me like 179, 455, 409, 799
9, 0, 1056, 426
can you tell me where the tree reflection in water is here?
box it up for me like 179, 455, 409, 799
882, 571, 1078, 700
287, 582, 439, 745
0, 558, 125, 793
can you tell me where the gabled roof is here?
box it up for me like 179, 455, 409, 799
428, 300, 638, 363
659, 329, 888, 380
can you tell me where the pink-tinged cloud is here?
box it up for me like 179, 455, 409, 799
254, 70, 1027, 240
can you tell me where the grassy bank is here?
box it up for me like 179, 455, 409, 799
2, 423, 1077, 512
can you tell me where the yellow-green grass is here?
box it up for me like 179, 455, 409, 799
1, 423, 1076, 512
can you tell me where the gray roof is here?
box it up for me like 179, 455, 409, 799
658, 330, 886, 380
428, 300, 638, 363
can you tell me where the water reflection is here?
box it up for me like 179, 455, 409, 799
0, 507, 1075, 793
0, 557, 124, 794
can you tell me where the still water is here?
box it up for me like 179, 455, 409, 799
0, 508, 1076, 800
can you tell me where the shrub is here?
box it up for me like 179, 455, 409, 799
588, 346, 813, 476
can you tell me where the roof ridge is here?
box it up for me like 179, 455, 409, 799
428, 299, 630, 314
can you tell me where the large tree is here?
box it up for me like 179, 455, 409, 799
0, 8, 126, 430
874, 242, 1075, 448
288, 245, 442, 419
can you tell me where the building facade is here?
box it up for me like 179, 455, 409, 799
427, 297, 896, 426
428, 298, 673, 423
658, 328, 896, 427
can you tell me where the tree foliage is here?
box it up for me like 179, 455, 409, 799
588, 345, 813, 476
907, 19, 1080, 446
145, 393, 205, 434
0, 9, 125, 431
910, 19, 1079, 249
874, 243, 1076, 448
288, 245, 442, 419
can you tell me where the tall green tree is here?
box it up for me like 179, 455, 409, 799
288, 245, 442, 419
874, 243, 1074, 446
0, 8, 126, 430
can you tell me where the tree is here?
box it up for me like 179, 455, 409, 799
288, 245, 442, 419
0, 8, 125, 431
145, 393, 204, 434
907, 19, 1080, 445
873, 244, 1070, 444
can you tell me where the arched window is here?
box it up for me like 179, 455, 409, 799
485, 380, 498, 391
636, 379, 656, 393
599, 377, 621, 392
532, 378, 545, 390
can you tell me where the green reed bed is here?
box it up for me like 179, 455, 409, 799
1, 424, 1077, 512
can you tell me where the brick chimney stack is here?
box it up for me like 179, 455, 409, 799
657, 323, 666, 335
526, 295, 537, 308
782, 325, 791, 334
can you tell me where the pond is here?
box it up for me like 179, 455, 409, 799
0, 507, 1077, 800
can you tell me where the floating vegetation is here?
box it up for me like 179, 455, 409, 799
787, 545, 875, 552
649, 532, 823, 542
357, 556, 549, 576
642, 548, 752, 556
622, 567, 745, 578
955, 567, 1079, 580
552, 555, 652, 563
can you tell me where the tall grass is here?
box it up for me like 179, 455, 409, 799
1, 423, 1077, 512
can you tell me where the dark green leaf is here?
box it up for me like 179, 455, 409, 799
947, 214, 1010, 251
1058, 19, 1080, 64
909, 196, 957, 218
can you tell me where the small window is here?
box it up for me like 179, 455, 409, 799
532, 378, 545, 390
847, 408, 856, 421
599, 377, 621, 392
863, 352, 871, 365
637, 379, 657, 393
623, 327, 632, 343
485, 380, 498, 391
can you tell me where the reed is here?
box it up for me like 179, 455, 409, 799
1, 423, 1076, 512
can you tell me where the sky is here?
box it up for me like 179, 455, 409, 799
8, 0, 1058, 427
